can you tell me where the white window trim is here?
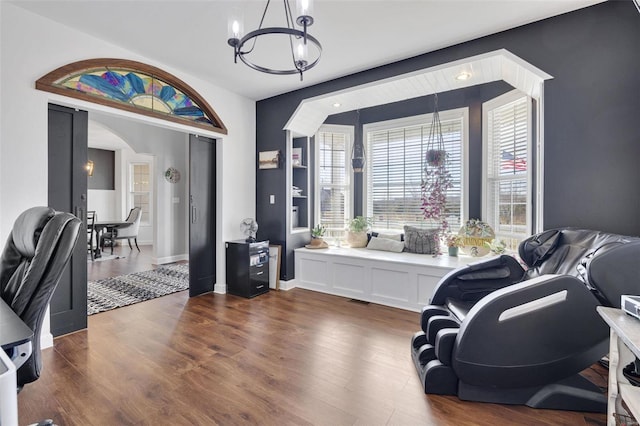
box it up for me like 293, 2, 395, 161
128, 161, 153, 226
362, 107, 469, 229
482, 89, 532, 241
314, 124, 355, 230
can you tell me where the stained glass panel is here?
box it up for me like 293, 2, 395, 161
54, 67, 214, 127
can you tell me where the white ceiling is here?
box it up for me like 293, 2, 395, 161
11, 0, 604, 101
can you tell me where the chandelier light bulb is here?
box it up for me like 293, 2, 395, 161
296, 0, 314, 18
227, 9, 244, 42
295, 42, 308, 61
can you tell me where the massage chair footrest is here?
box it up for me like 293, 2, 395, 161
421, 360, 458, 395
457, 374, 606, 413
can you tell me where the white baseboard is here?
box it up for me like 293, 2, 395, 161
278, 279, 297, 291
41, 332, 54, 349
214, 283, 227, 294
153, 254, 188, 265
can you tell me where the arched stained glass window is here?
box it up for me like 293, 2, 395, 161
36, 59, 227, 134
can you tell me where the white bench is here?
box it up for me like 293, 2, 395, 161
292, 247, 477, 312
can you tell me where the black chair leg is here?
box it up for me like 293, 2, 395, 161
134, 238, 140, 252
128, 239, 132, 250
111, 240, 114, 255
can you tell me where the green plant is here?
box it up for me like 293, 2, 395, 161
311, 224, 326, 238
485, 238, 507, 254
445, 233, 464, 248
348, 216, 372, 233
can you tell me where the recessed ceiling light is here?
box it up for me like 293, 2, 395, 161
333, 102, 341, 108
456, 72, 472, 81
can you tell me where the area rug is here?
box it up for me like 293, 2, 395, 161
88, 263, 189, 315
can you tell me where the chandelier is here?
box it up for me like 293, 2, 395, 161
227, 0, 322, 81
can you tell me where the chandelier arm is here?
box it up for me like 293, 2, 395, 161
284, 0, 298, 66
243, 0, 272, 56
236, 27, 321, 75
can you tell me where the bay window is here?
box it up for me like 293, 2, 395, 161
364, 109, 468, 232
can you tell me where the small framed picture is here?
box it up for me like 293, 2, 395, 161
259, 150, 280, 169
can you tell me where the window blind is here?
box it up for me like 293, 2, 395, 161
486, 95, 530, 245
366, 116, 463, 232
317, 130, 350, 237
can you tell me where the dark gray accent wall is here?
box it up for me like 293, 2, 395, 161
256, 1, 640, 280
87, 148, 114, 190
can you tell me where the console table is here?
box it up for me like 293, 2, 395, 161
597, 306, 640, 425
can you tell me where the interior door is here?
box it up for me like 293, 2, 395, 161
48, 104, 88, 336
189, 134, 216, 296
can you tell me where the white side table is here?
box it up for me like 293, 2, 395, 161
597, 306, 640, 425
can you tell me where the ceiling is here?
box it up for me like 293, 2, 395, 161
11, 0, 604, 101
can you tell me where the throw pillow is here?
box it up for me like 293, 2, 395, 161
403, 225, 439, 254
373, 232, 403, 241
366, 236, 405, 253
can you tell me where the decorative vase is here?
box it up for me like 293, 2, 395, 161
448, 246, 459, 257
346, 231, 368, 248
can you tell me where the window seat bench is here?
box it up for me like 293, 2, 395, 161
293, 247, 477, 312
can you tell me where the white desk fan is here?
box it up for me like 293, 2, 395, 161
240, 218, 258, 242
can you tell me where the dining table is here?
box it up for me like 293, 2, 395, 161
93, 220, 129, 258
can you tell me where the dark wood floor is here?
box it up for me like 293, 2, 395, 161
88, 244, 158, 282
19, 271, 607, 425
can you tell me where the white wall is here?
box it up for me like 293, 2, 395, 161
87, 190, 118, 221
0, 4, 256, 340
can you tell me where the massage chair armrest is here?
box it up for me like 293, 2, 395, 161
430, 255, 526, 305
451, 274, 609, 388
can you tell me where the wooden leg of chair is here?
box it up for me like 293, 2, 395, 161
135, 238, 140, 252
111, 240, 114, 255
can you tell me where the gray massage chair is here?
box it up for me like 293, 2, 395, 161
411, 228, 640, 412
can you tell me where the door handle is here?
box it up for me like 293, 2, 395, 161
75, 206, 85, 223
191, 206, 197, 224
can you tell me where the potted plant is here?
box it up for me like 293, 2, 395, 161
346, 216, 372, 248
485, 238, 507, 255
426, 149, 447, 167
307, 224, 328, 249
311, 224, 326, 239
445, 233, 464, 257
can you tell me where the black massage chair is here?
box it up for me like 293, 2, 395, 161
411, 228, 640, 412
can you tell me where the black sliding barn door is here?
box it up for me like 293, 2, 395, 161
189, 134, 217, 296
48, 103, 88, 336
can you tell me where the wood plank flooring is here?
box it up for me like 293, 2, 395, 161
88, 244, 158, 282
18, 281, 608, 425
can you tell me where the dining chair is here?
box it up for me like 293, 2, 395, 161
100, 207, 142, 254
87, 210, 96, 261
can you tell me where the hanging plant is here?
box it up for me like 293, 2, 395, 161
421, 94, 453, 235
426, 149, 447, 167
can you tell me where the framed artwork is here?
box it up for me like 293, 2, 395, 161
259, 150, 280, 169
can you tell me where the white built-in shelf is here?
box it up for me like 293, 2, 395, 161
292, 165, 307, 169
292, 195, 307, 199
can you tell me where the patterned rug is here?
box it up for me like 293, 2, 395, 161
88, 263, 189, 315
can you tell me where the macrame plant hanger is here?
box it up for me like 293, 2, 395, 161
421, 93, 453, 235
